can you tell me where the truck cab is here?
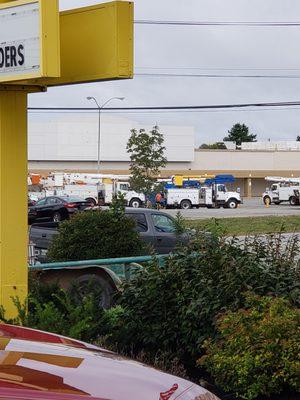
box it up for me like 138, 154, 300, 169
98, 182, 145, 208
263, 182, 300, 205
199, 184, 241, 209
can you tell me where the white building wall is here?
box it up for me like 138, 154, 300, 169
192, 150, 300, 172
242, 141, 300, 151
28, 114, 195, 162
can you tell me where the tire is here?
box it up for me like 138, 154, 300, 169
52, 211, 62, 222
41, 269, 117, 310
129, 198, 142, 208
226, 199, 238, 209
86, 197, 97, 206
263, 196, 271, 206
289, 196, 297, 206
69, 273, 115, 309
180, 199, 192, 210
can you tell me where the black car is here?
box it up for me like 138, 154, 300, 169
28, 196, 90, 223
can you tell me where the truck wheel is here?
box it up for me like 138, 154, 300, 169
263, 196, 271, 206
86, 197, 97, 206
70, 273, 115, 309
226, 199, 238, 209
129, 198, 142, 208
52, 211, 62, 222
289, 196, 297, 206
180, 199, 192, 210
41, 269, 117, 309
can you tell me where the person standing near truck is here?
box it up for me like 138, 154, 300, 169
155, 192, 163, 209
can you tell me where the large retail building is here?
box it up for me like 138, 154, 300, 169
28, 114, 300, 197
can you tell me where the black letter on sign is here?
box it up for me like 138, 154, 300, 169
5, 46, 10, 67
10, 46, 17, 67
17, 44, 25, 66
0, 47, 4, 68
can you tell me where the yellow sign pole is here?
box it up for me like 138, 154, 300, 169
0, 0, 133, 319
0, 89, 28, 317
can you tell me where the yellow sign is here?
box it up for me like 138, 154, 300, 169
0, 0, 134, 318
0, 0, 60, 83
18, 1, 133, 87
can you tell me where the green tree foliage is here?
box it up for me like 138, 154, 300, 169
127, 126, 167, 195
224, 123, 257, 146
200, 295, 300, 400
47, 209, 145, 262
199, 142, 227, 149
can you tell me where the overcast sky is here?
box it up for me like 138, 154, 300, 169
28, 0, 300, 145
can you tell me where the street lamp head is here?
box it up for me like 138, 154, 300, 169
87, 96, 93, 100
117, 97, 125, 101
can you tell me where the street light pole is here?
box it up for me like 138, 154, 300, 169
87, 96, 125, 175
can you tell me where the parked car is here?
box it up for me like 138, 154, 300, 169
29, 208, 191, 262
28, 196, 90, 223
0, 323, 220, 400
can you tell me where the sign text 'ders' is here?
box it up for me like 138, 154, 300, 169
0, 0, 60, 83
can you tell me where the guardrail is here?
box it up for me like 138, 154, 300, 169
29, 254, 168, 281
29, 254, 168, 270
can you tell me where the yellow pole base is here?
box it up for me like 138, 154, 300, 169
0, 91, 28, 318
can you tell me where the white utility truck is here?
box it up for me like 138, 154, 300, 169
166, 183, 242, 209
98, 181, 145, 208
263, 177, 300, 206
33, 172, 145, 208
54, 182, 145, 208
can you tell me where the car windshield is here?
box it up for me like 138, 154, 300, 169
60, 196, 85, 202
36, 198, 47, 205
152, 213, 175, 233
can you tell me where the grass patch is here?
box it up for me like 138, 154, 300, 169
186, 215, 300, 236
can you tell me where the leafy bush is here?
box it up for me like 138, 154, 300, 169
105, 232, 300, 368
200, 295, 300, 400
48, 209, 146, 261
1, 278, 106, 342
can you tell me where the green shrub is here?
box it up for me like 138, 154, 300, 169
47, 209, 146, 261
1, 278, 106, 342
200, 295, 300, 400
105, 233, 300, 368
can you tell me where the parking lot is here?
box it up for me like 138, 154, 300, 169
165, 197, 300, 219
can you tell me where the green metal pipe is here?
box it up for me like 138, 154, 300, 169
29, 254, 168, 271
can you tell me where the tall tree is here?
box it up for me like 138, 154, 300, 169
296, 135, 300, 141
127, 126, 167, 194
223, 123, 257, 146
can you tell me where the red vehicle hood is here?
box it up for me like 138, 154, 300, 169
0, 324, 219, 400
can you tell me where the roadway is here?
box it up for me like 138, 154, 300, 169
164, 198, 300, 219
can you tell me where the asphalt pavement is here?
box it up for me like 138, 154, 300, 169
164, 197, 300, 220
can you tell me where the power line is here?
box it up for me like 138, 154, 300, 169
27, 101, 300, 111
135, 19, 300, 27
136, 67, 300, 71
135, 72, 300, 79
28, 106, 300, 114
